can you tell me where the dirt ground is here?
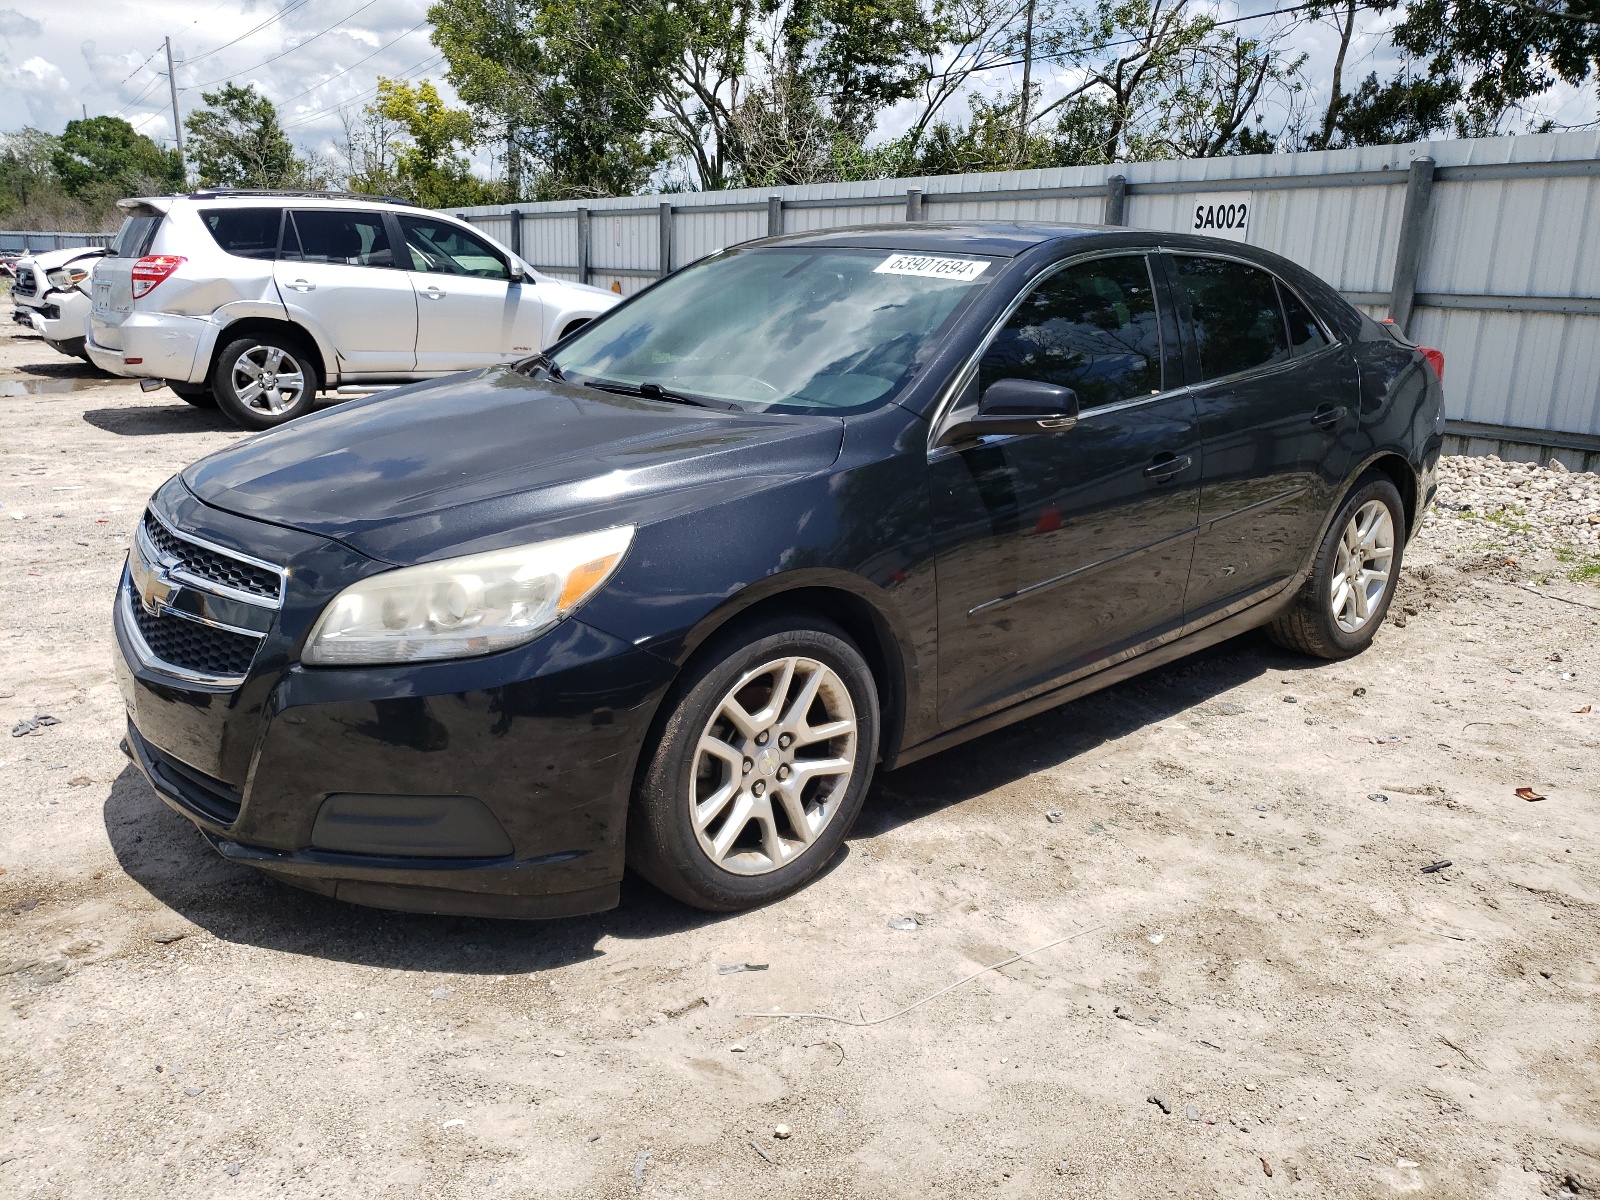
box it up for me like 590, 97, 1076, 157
2, 317, 1597, 1200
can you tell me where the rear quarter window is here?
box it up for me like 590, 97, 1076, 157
200, 208, 284, 260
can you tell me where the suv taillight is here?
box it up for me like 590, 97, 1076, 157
131, 255, 185, 299
1419, 347, 1444, 381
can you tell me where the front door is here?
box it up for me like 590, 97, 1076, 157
276, 209, 417, 374
1164, 254, 1358, 619
397, 215, 544, 371
930, 252, 1203, 727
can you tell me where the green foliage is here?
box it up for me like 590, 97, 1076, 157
185, 84, 320, 188
368, 78, 500, 206
1322, 71, 1463, 147
53, 116, 184, 199
0, 128, 123, 231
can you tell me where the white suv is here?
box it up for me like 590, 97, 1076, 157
87, 190, 620, 429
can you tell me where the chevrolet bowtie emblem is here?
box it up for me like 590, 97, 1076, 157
130, 538, 182, 615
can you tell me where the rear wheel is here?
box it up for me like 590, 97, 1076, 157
628, 615, 880, 911
1267, 472, 1406, 659
167, 380, 217, 408
210, 334, 318, 429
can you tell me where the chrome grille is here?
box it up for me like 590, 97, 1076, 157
126, 579, 259, 677
14, 265, 36, 297
143, 510, 283, 601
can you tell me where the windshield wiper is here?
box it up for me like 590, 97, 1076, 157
521, 351, 565, 381
583, 378, 741, 411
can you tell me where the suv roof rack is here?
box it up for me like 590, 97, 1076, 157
185, 188, 411, 205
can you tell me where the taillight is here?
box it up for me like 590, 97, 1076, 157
1419, 346, 1444, 381
130, 254, 185, 299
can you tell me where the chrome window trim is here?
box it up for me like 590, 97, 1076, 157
119, 579, 252, 691
926, 249, 1179, 459
143, 506, 286, 609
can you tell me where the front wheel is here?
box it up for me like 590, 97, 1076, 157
628, 616, 880, 911
210, 335, 318, 430
1267, 472, 1406, 659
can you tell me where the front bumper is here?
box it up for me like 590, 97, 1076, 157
114, 483, 678, 918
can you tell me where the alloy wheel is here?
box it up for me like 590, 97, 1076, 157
690, 655, 858, 876
1330, 499, 1395, 633
231, 345, 306, 414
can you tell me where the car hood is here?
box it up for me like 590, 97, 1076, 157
183, 368, 846, 565
22, 246, 107, 271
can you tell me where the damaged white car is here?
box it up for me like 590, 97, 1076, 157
9, 244, 106, 359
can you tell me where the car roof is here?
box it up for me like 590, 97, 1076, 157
119, 193, 441, 218
763, 221, 1117, 257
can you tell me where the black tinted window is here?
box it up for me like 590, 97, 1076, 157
111, 213, 160, 257
283, 210, 394, 267
201, 208, 282, 259
399, 216, 508, 279
1174, 256, 1290, 381
1280, 283, 1330, 355
979, 255, 1163, 408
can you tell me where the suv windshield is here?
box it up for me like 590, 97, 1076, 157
549, 246, 997, 413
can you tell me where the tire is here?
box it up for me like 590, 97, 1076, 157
628, 614, 881, 911
1266, 471, 1406, 659
167, 380, 217, 408
210, 334, 318, 430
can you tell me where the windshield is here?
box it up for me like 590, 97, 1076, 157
549, 246, 997, 414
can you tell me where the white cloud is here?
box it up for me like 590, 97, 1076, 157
4, 55, 77, 129
0, 9, 42, 39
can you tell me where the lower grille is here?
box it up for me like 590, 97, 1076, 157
126, 581, 261, 679
132, 726, 242, 824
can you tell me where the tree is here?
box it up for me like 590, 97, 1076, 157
52, 116, 184, 198
367, 78, 499, 206
185, 83, 315, 188
1323, 70, 1463, 145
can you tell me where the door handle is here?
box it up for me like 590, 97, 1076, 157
1311, 404, 1347, 429
286, 279, 315, 292
1143, 452, 1192, 482
423, 286, 447, 300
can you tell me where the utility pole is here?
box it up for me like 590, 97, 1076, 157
1018, 0, 1036, 151
165, 36, 185, 174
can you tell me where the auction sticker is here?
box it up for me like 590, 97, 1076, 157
874, 254, 990, 281
1187, 194, 1252, 242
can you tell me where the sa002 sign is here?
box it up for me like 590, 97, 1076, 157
1187, 194, 1252, 242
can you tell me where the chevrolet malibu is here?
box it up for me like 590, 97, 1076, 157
116, 222, 1443, 917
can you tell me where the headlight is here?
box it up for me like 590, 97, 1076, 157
45, 266, 90, 291
302, 526, 634, 666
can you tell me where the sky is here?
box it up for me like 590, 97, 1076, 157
1, 0, 1594, 175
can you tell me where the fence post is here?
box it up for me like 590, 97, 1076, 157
905, 188, 923, 221
576, 207, 590, 285
508, 209, 522, 260
1103, 175, 1127, 226
1389, 156, 1436, 333
767, 195, 783, 237
658, 202, 674, 278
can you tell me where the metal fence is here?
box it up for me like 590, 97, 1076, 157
0, 230, 115, 253
455, 131, 1600, 470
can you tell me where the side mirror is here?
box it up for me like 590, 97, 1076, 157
508, 261, 528, 283
937, 378, 1079, 446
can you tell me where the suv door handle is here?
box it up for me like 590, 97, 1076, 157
422, 285, 447, 300
1311, 404, 1348, 429
1143, 452, 1192, 482
285, 278, 315, 292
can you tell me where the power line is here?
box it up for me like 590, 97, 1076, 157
118, 43, 167, 87
183, 0, 385, 90
181, 0, 318, 66
272, 19, 433, 112
279, 50, 444, 129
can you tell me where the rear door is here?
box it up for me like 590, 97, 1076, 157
396, 215, 543, 370
1166, 253, 1358, 619
929, 252, 1202, 725
276, 209, 416, 374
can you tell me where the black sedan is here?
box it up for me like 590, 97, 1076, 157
115, 222, 1443, 917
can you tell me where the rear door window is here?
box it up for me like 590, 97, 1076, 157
282, 210, 395, 267
398, 216, 509, 279
978, 253, 1164, 409
200, 208, 284, 259
1173, 256, 1290, 381
1279, 283, 1331, 356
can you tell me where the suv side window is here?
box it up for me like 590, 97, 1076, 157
282, 210, 395, 267
1173, 256, 1290, 381
1279, 282, 1330, 356
398, 216, 510, 280
200, 208, 283, 259
978, 254, 1163, 409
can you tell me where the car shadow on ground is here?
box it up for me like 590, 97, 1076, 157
104, 628, 1316, 975
82, 404, 236, 436
17, 356, 117, 379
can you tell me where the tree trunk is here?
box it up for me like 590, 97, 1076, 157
1321, 0, 1358, 146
